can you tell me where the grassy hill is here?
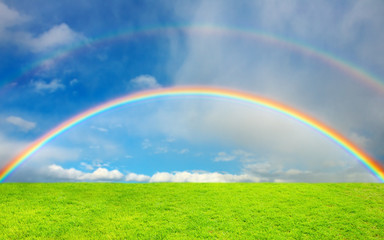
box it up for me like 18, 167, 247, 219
0, 183, 383, 239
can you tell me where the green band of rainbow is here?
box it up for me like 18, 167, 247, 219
1, 86, 383, 182
2, 25, 384, 95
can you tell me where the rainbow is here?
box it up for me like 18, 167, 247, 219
1, 86, 383, 182
2, 24, 384, 95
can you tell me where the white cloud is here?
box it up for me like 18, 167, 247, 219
149, 171, 261, 183
27, 23, 85, 52
6, 116, 36, 131
214, 152, 236, 162
80, 162, 94, 171
155, 147, 168, 154
82, 168, 123, 181
0, 2, 22, 26
0, 2, 85, 52
123, 167, 378, 183
91, 126, 108, 132
178, 148, 189, 154
0, 2, 26, 41
70, 78, 79, 86
245, 162, 277, 174
92, 160, 110, 168
125, 173, 151, 182
31, 79, 65, 93
48, 164, 84, 180
214, 150, 256, 162
142, 139, 151, 149
127, 171, 262, 183
47, 164, 123, 181
130, 75, 161, 89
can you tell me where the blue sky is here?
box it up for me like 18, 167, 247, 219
1, 0, 384, 182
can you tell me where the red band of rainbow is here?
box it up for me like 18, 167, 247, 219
2, 25, 384, 96
1, 86, 383, 182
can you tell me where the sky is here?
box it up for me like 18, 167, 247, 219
1, 0, 384, 183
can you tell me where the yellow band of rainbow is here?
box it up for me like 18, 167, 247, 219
1, 86, 383, 182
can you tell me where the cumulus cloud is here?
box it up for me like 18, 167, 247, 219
47, 164, 124, 181
151, 171, 261, 182
124, 171, 261, 183
130, 75, 161, 89
31, 79, 65, 93
27, 23, 85, 52
6, 116, 36, 131
0, 2, 85, 52
125, 173, 151, 182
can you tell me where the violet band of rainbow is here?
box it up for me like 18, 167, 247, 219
2, 25, 384, 96
1, 86, 383, 182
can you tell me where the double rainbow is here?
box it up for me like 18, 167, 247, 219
1, 86, 383, 182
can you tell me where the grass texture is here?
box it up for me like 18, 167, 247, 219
0, 183, 383, 239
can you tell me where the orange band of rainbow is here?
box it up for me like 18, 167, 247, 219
1, 86, 383, 182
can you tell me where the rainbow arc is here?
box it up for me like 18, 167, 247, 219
2, 25, 384, 95
1, 86, 383, 182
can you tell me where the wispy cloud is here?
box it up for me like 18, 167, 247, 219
70, 78, 79, 86
91, 126, 109, 133
178, 148, 189, 154
214, 150, 257, 163
31, 79, 65, 93
6, 116, 36, 132
214, 152, 236, 162
154, 147, 168, 154
0, 1, 27, 42
80, 162, 94, 171
141, 139, 152, 149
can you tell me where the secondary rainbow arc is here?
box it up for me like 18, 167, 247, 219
1, 86, 383, 182
2, 24, 384, 96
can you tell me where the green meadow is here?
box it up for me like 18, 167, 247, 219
0, 183, 383, 239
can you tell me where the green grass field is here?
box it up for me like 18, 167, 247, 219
0, 183, 383, 239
